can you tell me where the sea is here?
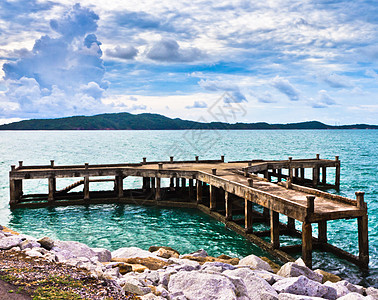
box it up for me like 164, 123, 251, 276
0, 130, 376, 287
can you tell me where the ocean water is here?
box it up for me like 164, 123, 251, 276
0, 130, 376, 287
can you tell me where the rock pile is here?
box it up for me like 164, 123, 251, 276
0, 227, 376, 300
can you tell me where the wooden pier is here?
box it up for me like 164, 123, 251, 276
9, 155, 369, 269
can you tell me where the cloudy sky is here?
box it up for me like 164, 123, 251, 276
0, 0, 377, 125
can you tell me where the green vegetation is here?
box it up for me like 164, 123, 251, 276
0, 112, 376, 130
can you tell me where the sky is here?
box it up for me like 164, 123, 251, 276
0, 0, 377, 125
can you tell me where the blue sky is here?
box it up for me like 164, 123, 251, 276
0, 0, 377, 125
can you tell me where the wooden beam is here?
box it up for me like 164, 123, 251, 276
312, 167, 319, 187
335, 157, 340, 190
225, 191, 232, 220
245, 199, 253, 233
155, 177, 161, 200
210, 185, 216, 211
322, 167, 327, 185
84, 175, 90, 201
356, 192, 368, 268
302, 221, 313, 268
48, 176, 56, 202
189, 179, 193, 199
287, 217, 295, 232
270, 210, 280, 249
318, 220, 327, 244
196, 179, 202, 204
116, 175, 124, 198
300, 168, 305, 179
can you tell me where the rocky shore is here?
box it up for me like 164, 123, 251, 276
0, 226, 377, 300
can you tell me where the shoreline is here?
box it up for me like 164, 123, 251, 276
0, 225, 376, 299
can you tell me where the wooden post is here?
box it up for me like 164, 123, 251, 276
151, 177, 156, 195
264, 169, 269, 180
195, 156, 199, 163
245, 199, 253, 233
158, 163, 163, 170
288, 157, 293, 181
155, 177, 161, 200
221, 155, 225, 162
277, 169, 282, 182
318, 220, 327, 244
196, 179, 202, 204
116, 175, 124, 198
10, 178, 22, 205
225, 191, 232, 220
300, 168, 305, 179
322, 167, 327, 185
84, 175, 90, 201
306, 195, 315, 215
142, 157, 147, 164
170, 156, 174, 163
335, 156, 340, 190
312, 167, 319, 187
302, 221, 313, 268
48, 176, 56, 202
170, 177, 174, 188
212, 169, 217, 175
210, 185, 216, 211
175, 177, 180, 190
356, 192, 368, 268
287, 217, 295, 232
189, 179, 193, 199
270, 210, 280, 249
50, 160, 55, 168
247, 178, 253, 188
295, 168, 299, 178
316, 154, 320, 160
18, 161, 23, 168
182, 178, 186, 192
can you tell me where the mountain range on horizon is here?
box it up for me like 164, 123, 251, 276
0, 112, 377, 130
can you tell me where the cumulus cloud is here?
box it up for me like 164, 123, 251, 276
322, 73, 352, 88
1, 4, 108, 118
185, 101, 207, 109
271, 76, 300, 101
199, 79, 247, 103
256, 92, 277, 103
310, 90, 337, 108
147, 39, 204, 62
106, 45, 138, 60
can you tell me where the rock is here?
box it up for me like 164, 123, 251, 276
37, 236, 54, 250
168, 270, 238, 300
238, 254, 274, 272
201, 261, 236, 272
109, 262, 133, 274
366, 287, 378, 298
111, 257, 171, 270
218, 254, 233, 260
184, 249, 208, 257
278, 293, 325, 300
53, 240, 97, 260
139, 293, 165, 300
155, 248, 179, 259
103, 267, 122, 280
19, 239, 41, 250
149, 246, 180, 256
314, 269, 341, 283
223, 267, 278, 300
260, 257, 281, 273
324, 281, 351, 298
0, 236, 22, 250
338, 280, 365, 295
154, 284, 170, 298
167, 258, 201, 270
112, 247, 160, 259
0, 231, 6, 238
9, 246, 21, 251
251, 269, 284, 285
137, 270, 160, 286
0, 225, 3, 230
92, 247, 112, 262
272, 275, 336, 299
131, 264, 149, 273
122, 277, 152, 295
54, 249, 75, 262
277, 262, 323, 283
181, 255, 239, 265
25, 249, 44, 257
337, 293, 369, 300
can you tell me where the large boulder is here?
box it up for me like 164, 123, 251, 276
337, 293, 373, 300
201, 261, 236, 273
52, 240, 97, 260
168, 270, 239, 300
154, 248, 179, 259
314, 269, 341, 283
238, 254, 273, 272
19, 239, 41, 250
224, 267, 279, 300
111, 257, 171, 270
112, 247, 160, 259
149, 246, 180, 256
91, 247, 111, 262
277, 262, 323, 283
278, 293, 325, 300
324, 281, 351, 298
272, 275, 337, 299
0, 236, 23, 250
251, 269, 284, 285
37, 236, 55, 250
366, 287, 378, 298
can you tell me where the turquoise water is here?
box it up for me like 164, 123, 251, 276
0, 130, 377, 287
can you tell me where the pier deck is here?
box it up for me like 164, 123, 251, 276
8, 156, 368, 269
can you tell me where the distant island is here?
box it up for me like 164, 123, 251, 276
0, 112, 377, 130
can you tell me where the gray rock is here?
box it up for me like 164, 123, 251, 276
184, 249, 208, 257
201, 261, 236, 273
159, 269, 176, 288
112, 247, 160, 259
338, 280, 365, 295
272, 275, 336, 299
19, 239, 41, 250
224, 267, 278, 300
0, 236, 22, 250
92, 247, 112, 262
167, 262, 200, 272
250, 269, 284, 285
37, 236, 55, 250
54, 249, 76, 262
168, 270, 238, 300
137, 270, 160, 286
366, 287, 378, 298
278, 293, 325, 300
155, 284, 170, 298
337, 293, 370, 300
0, 231, 6, 238
53, 240, 97, 259
24, 249, 44, 257
277, 262, 323, 283
167, 258, 201, 269
122, 277, 151, 295
324, 281, 351, 298
139, 293, 165, 300
169, 291, 188, 300
238, 254, 274, 272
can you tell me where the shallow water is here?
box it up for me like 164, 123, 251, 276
0, 130, 376, 287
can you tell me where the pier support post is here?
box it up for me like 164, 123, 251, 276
277, 169, 282, 182
175, 177, 180, 191
335, 156, 340, 190
245, 199, 253, 233
210, 185, 217, 211
189, 179, 193, 199
312, 167, 319, 187
170, 177, 174, 189
322, 167, 327, 185
302, 221, 313, 268
48, 176, 56, 202
270, 210, 280, 249
318, 220, 327, 244
10, 178, 23, 205
196, 180, 202, 204
287, 217, 295, 232
143, 177, 150, 191
356, 192, 369, 268
300, 168, 305, 180
155, 177, 161, 201
151, 177, 156, 195
116, 175, 124, 198
225, 192, 232, 220
295, 168, 299, 178
84, 175, 90, 201
182, 178, 186, 191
